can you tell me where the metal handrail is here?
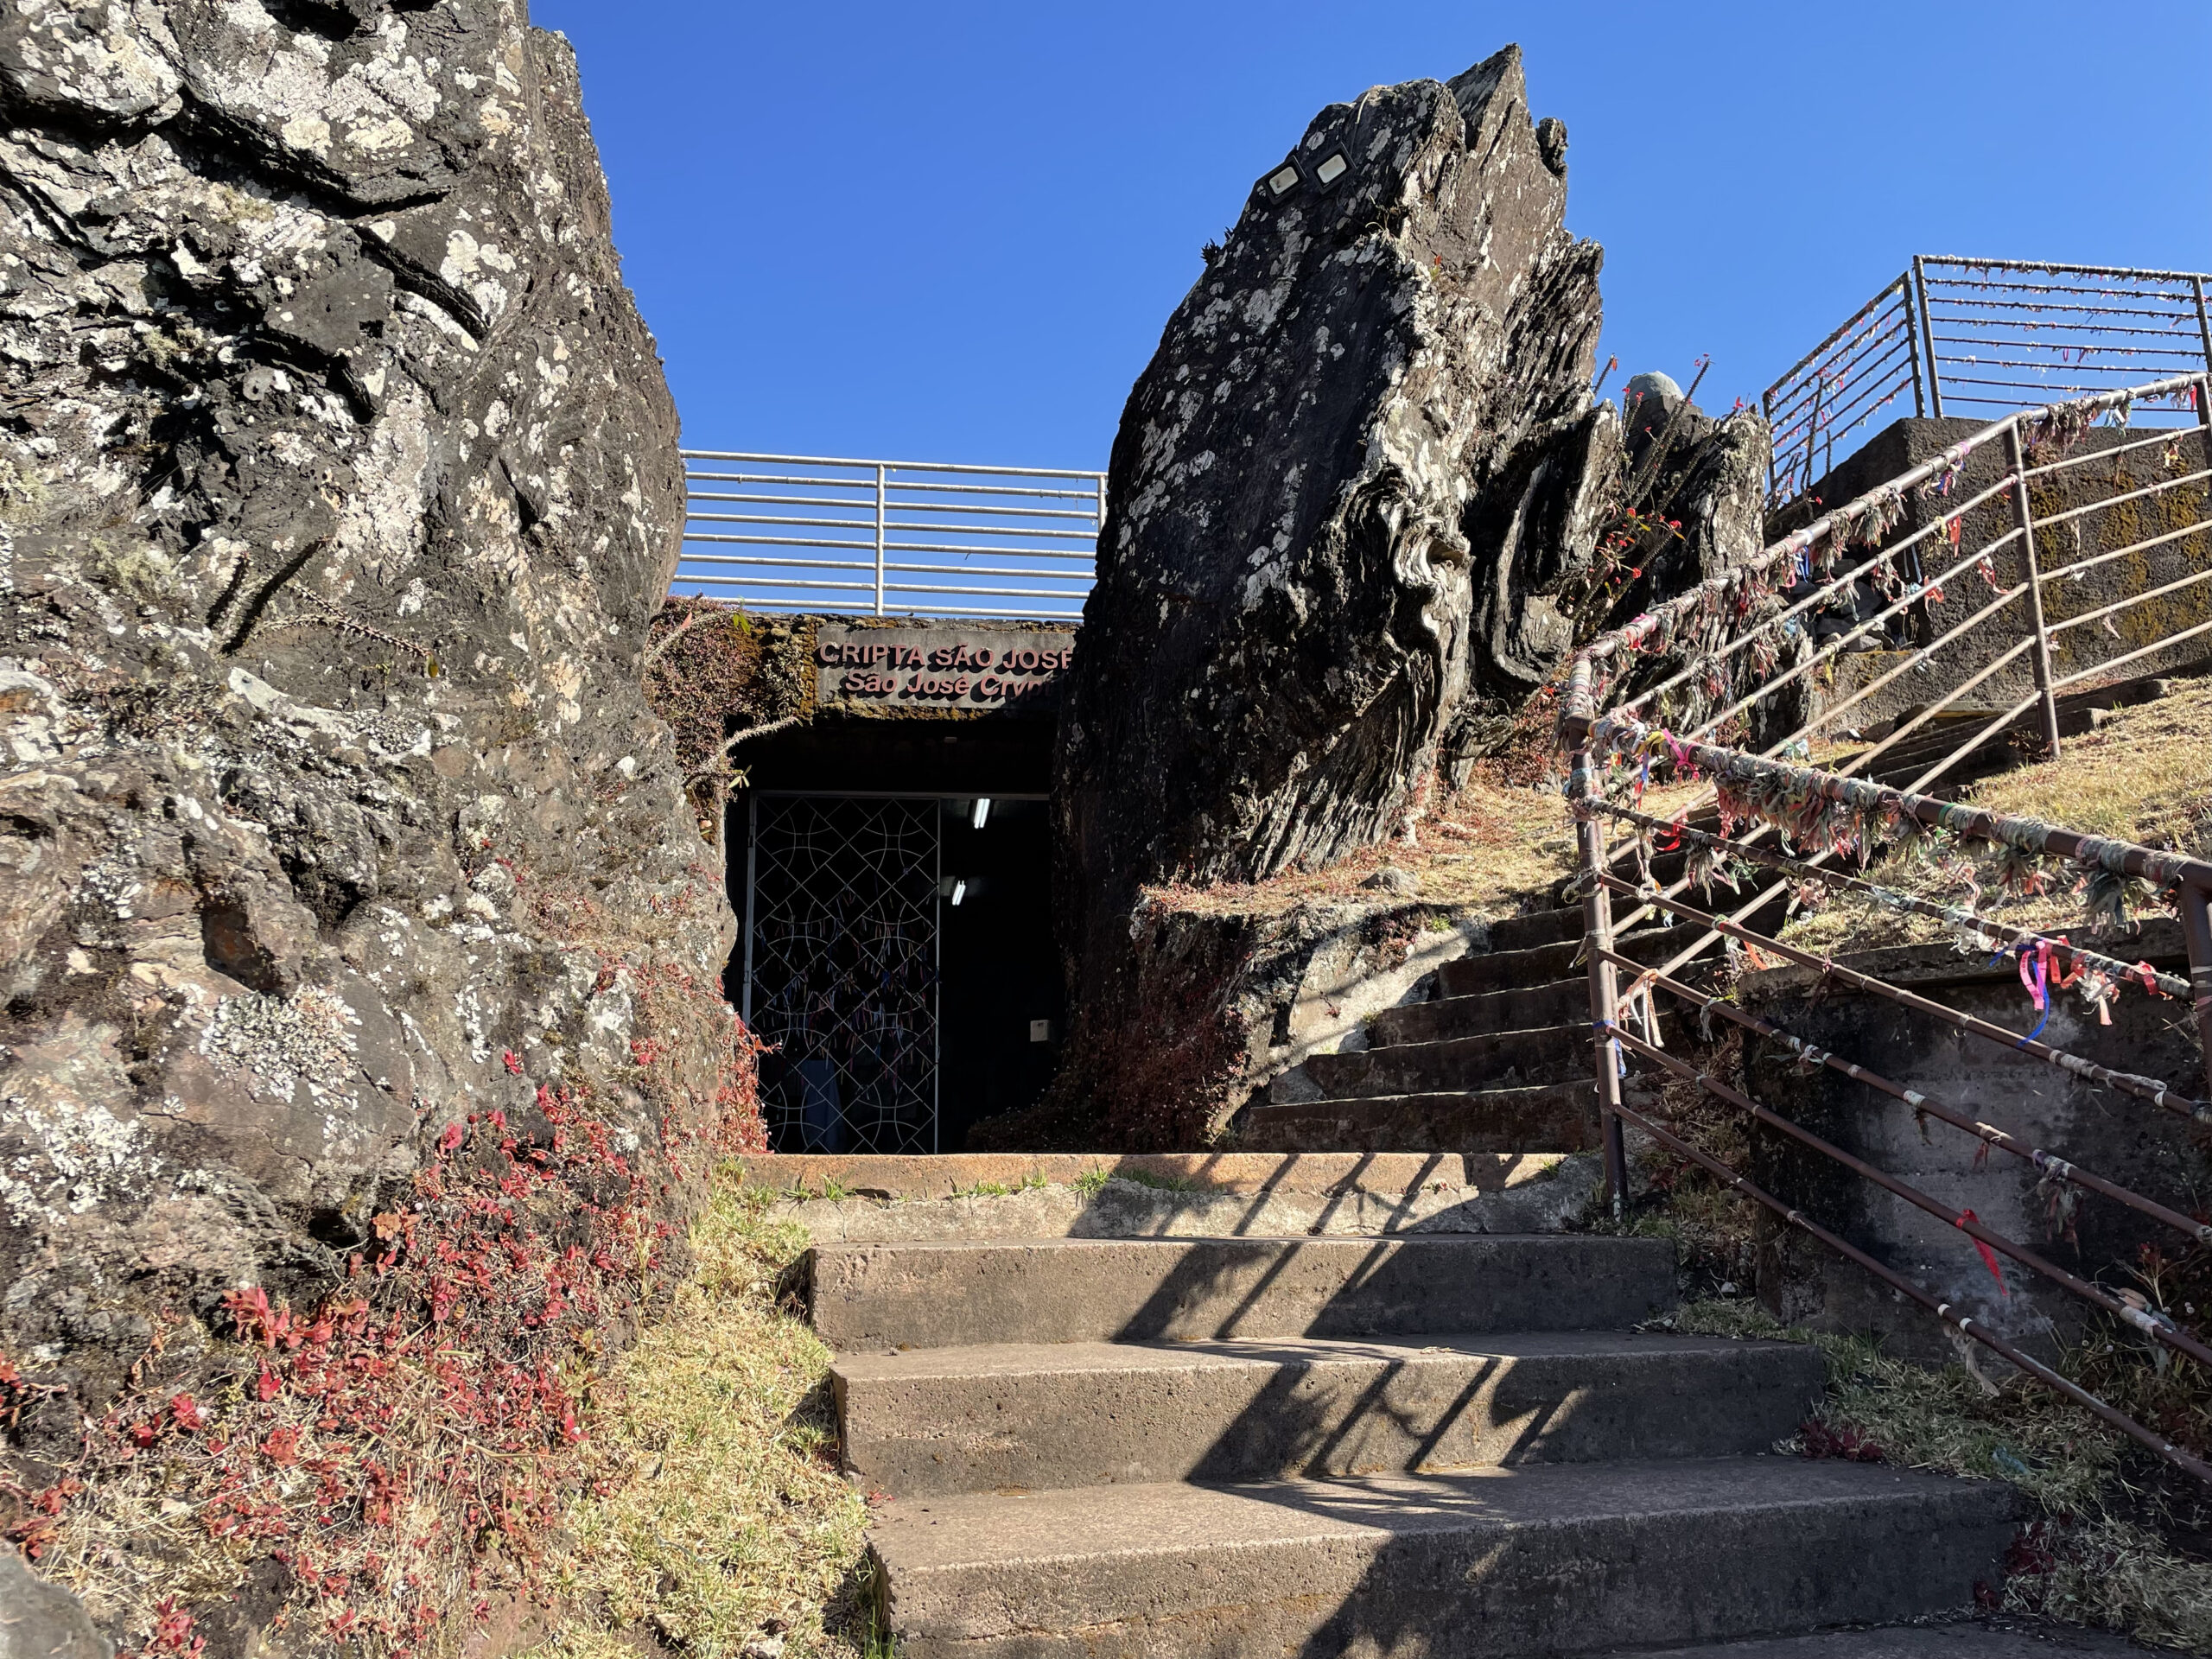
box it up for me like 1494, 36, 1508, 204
1764, 257, 2212, 503
1554, 366, 2212, 1486
1565, 368, 2212, 1002
674, 451, 1106, 620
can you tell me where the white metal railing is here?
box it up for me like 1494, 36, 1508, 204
674, 451, 1106, 620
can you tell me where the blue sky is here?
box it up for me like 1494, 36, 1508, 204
534, 0, 2211, 473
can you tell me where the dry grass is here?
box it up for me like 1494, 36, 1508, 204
1777, 677, 2212, 957
526, 1176, 874, 1659
1663, 1297, 2212, 1650
1978, 679, 2212, 849
1152, 779, 1575, 921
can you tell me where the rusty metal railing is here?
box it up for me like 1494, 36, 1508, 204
1764, 257, 2212, 504
1554, 369, 2212, 1487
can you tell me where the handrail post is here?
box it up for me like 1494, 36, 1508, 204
873, 462, 887, 616
2004, 418, 2063, 758
1912, 256, 1944, 419
1760, 389, 1780, 501
1898, 270, 1926, 420
2183, 886, 2212, 1106
1801, 374, 1825, 497
2191, 276, 2212, 384
1573, 762, 1630, 1217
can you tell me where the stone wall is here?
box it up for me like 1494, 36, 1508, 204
1780, 416, 2212, 729
1739, 925, 2204, 1361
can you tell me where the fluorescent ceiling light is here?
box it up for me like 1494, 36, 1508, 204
950, 879, 967, 906
972, 797, 991, 830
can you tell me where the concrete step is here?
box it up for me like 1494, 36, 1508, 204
868, 1457, 2018, 1658
1304, 1018, 1674, 1097
1242, 1082, 1604, 1153
1440, 925, 1680, 997
776, 1161, 1595, 1244
1484, 906, 1586, 954
837, 1331, 1824, 1496
734, 1151, 1512, 1201
1609, 1621, 2142, 1657
808, 1234, 1675, 1351
1370, 976, 1586, 1046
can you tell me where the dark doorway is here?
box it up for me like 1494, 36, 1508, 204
734, 791, 1059, 1154
938, 796, 1061, 1150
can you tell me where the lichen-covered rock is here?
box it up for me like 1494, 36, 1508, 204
1056, 45, 1605, 943
0, 0, 747, 1634
1614, 382, 1772, 613
1046, 47, 1611, 1142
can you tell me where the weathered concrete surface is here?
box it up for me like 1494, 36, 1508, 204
1609, 1620, 2144, 1657
1441, 922, 1681, 995
1240, 1084, 1609, 1154
734, 1149, 1534, 1199
836, 1331, 1822, 1495
770, 1156, 1596, 1243
1299, 1021, 1605, 1096
868, 1459, 2016, 1658
1740, 935, 2202, 1357
808, 1235, 1674, 1351
1788, 416, 2212, 728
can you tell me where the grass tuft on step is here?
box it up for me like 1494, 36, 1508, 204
528, 1173, 877, 1658
1660, 1296, 2212, 1651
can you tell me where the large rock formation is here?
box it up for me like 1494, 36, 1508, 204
1039, 47, 1615, 1145
0, 1, 746, 1641
1058, 46, 1608, 912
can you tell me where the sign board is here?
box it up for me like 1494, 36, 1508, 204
814, 623, 1076, 713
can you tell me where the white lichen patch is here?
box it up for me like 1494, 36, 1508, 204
198, 983, 361, 1105
1, 1086, 153, 1224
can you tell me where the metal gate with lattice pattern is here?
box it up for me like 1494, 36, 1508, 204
742, 794, 940, 1154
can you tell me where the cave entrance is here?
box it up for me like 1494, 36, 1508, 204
738, 791, 1058, 1154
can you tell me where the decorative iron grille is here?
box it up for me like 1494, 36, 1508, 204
743, 795, 940, 1153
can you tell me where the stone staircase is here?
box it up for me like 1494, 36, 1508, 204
1239, 904, 1681, 1154
812, 1226, 2023, 1656
1237, 664, 2212, 1159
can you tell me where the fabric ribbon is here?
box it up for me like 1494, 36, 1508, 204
2018, 943, 2050, 1046
1955, 1210, 2009, 1296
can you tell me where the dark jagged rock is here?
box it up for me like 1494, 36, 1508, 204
0, 0, 746, 1633
1039, 47, 1611, 1146
1058, 45, 1605, 911
0, 1549, 111, 1659
1614, 377, 1771, 609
